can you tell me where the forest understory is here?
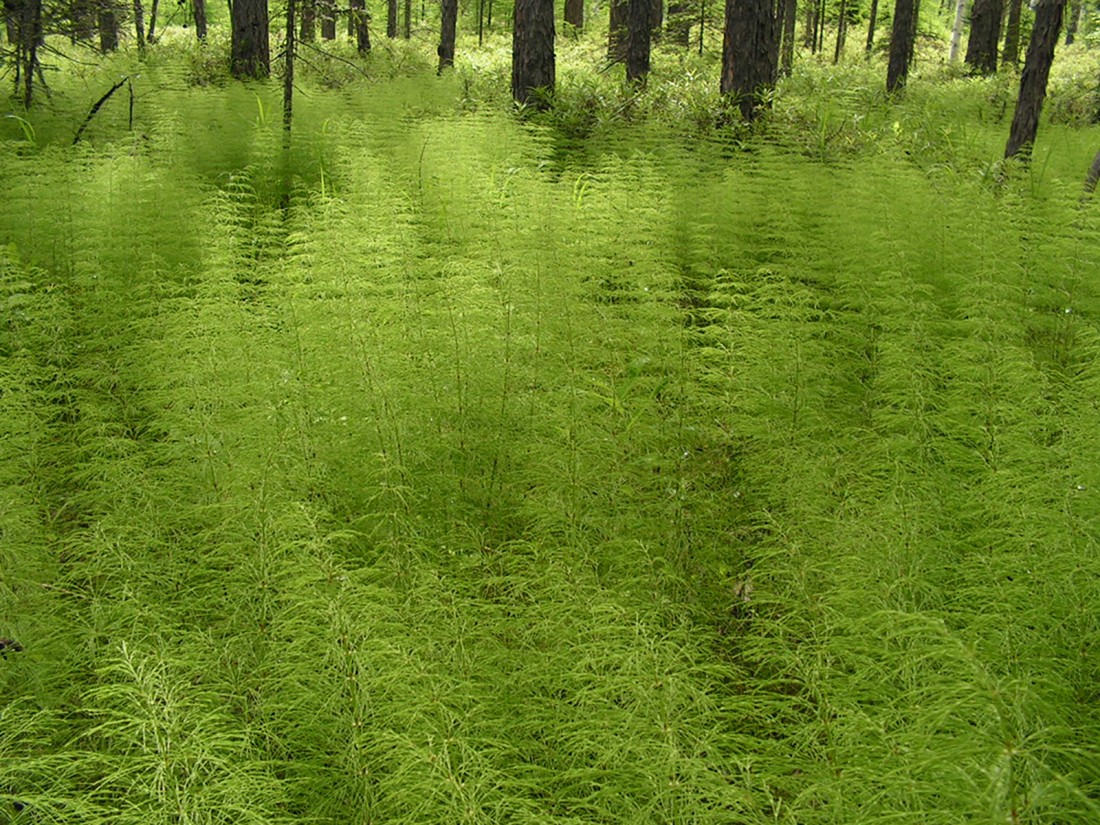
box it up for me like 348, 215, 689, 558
2, 27, 1100, 824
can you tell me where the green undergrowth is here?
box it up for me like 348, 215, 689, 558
1, 46, 1100, 825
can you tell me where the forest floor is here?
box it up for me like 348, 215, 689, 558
1, 28, 1100, 824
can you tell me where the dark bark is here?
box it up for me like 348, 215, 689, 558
320, 0, 336, 37
1002, 0, 1022, 64
350, 0, 370, 50
231, 0, 270, 78
387, 0, 397, 34
1064, 0, 1080, 42
865, 0, 878, 53
403, 0, 410, 36
193, 0, 207, 38
833, 0, 847, 61
438, 0, 456, 70
803, 0, 816, 47
815, 0, 825, 51
965, 0, 1003, 74
1083, 147, 1100, 194
69, 0, 96, 42
512, 0, 554, 106
284, 0, 294, 132
626, 0, 651, 82
779, 0, 796, 73
666, 0, 690, 44
146, 0, 159, 41
564, 0, 582, 26
886, 0, 915, 91
132, 0, 146, 53
609, 0, 627, 59
650, 0, 663, 35
299, 0, 315, 39
1005, 0, 1065, 158
9, 0, 42, 106
720, 0, 778, 121
98, 6, 118, 50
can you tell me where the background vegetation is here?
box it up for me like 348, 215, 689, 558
2, 11, 1100, 824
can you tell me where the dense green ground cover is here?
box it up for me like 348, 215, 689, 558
2, 31, 1100, 824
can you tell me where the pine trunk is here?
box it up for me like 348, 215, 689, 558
721, 0, 778, 120
865, 0, 877, 52
626, 0, 651, 82
351, 0, 370, 51
387, 0, 397, 35
564, 0, 582, 27
438, 0, 456, 70
98, 7, 118, 50
320, 0, 336, 38
231, 0, 270, 78
1002, 0, 1023, 64
780, 0, 796, 72
609, 0, 628, 60
193, 0, 207, 38
512, 0, 554, 106
666, 0, 690, 45
886, 0, 915, 91
965, 0, 1003, 74
1005, 0, 1065, 157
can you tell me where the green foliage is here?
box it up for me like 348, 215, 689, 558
2, 35, 1100, 825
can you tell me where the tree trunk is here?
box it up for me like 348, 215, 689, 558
133, 0, 146, 53
564, 0, 582, 26
386, 0, 397, 34
351, 0, 370, 50
780, 0, 796, 72
1005, 0, 1065, 157
1064, 0, 1081, 42
438, 0, 456, 69
284, 0, 295, 133
193, 0, 207, 38
1002, 0, 1023, 64
98, 6, 118, 50
650, 0, 662, 36
626, 0, 651, 82
865, 0, 877, 53
948, 0, 965, 58
803, 0, 816, 47
11, 0, 42, 106
231, 0, 271, 78
403, 0, 410, 36
512, 0, 554, 106
721, 0, 778, 121
886, 0, 915, 92
833, 0, 847, 61
299, 0, 315, 38
815, 0, 825, 51
609, 0, 628, 60
666, 0, 690, 44
320, 0, 336, 37
965, 0, 1002, 73
147, 0, 159, 41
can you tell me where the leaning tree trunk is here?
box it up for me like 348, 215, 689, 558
609, 0, 628, 59
193, 0, 207, 37
626, 0, 651, 82
865, 0, 878, 53
780, 0, 796, 73
1005, 0, 1065, 158
721, 0, 778, 121
231, 0, 271, 78
438, 0, 456, 70
1002, 0, 1023, 64
512, 0, 555, 106
350, 0, 370, 50
965, 0, 1003, 74
886, 0, 915, 91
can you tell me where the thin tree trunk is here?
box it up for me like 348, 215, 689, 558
438, 0, 456, 69
320, 0, 336, 38
965, 0, 1003, 73
512, 0, 554, 106
815, 0, 825, 51
403, 0, 410, 36
1002, 0, 1023, 64
1082, 146, 1100, 194
1006, 0, 1065, 157
284, 0, 294, 133
666, 0, 689, 44
886, 0, 915, 91
21, 0, 41, 107
865, 0, 877, 53
146, 0, 159, 41
1064, 0, 1081, 42
351, 0, 370, 50
721, 0, 778, 120
299, 0, 315, 39
803, 0, 815, 47
948, 0, 965, 59
780, 0, 796, 72
387, 0, 397, 34
626, 0, 651, 82
193, 0, 207, 38
133, 0, 146, 54
833, 0, 847, 61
